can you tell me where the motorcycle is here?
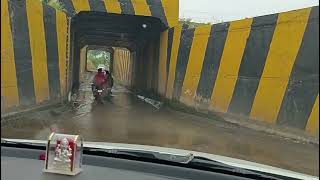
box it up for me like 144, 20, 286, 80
91, 83, 106, 103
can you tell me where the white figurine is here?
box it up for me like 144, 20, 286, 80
54, 138, 72, 163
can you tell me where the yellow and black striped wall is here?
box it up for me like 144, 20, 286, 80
158, 6, 319, 135
113, 47, 133, 87
59, 0, 178, 28
1, 0, 69, 112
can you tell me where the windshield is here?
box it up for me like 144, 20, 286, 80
1, 0, 319, 178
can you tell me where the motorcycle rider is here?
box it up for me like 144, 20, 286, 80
105, 70, 114, 94
91, 65, 107, 99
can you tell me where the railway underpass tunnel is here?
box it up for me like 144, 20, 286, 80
69, 12, 166, 93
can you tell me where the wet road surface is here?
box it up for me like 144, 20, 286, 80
1, 83, 319, 176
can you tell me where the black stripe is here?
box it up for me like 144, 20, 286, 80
152, 34, 161, 91
166, 28, 174, 82
60, 0, 76, 16
228, 14, 278, 116
147, 44, 154, 89
146, 0, 168, 27
119, 0, 135, 15
196, 23, 229, 102
136, 48, 145, 89
43, 5, 61, 99
8, 0, 36, 105
172, 28, 195, 100
88, 0, 107, 12
277, 6, 319, 129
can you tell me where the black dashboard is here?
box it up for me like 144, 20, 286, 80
2, 146, 253, 180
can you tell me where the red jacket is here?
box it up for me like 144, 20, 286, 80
94, 72, 107, 87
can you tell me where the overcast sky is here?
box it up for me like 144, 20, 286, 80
180, 0, 319, 23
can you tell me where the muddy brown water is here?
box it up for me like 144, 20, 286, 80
1, 84, 319, 176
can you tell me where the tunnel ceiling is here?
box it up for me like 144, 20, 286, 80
72, 12, 166, 50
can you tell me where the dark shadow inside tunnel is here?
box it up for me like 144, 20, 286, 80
69, 12, 166, 93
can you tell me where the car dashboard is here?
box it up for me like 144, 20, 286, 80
2, 146, 253, 180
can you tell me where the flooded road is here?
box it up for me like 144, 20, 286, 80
1, 83, 319, 176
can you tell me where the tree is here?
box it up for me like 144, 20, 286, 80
179, 18, 212, 28
87, 50, 111, 70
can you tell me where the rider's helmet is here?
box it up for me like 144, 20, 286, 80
97, 64, 105, 72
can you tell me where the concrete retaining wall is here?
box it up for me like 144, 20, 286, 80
158, 6, 319, 135
1, 0, 70, 113
113, 48, 133, 87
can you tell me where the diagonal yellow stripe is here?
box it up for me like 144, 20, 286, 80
250, 8, 311, 123
147, 43, 154, 89
306, 95, 319, 135
1, 0, 19, 108
26, 0, 49, 103
131, 0, 151, 16
104, 0, 122, 14
72, 0, 90, 13
180, 25, 211, 106
79, 46, 87, 82
56, 11, 68, 97
161, 0, 179, 27
166, 25, 182, 99
158, 30, 168, 95
210, 18, 253, 113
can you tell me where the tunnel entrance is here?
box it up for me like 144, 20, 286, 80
69, 12, 166, 92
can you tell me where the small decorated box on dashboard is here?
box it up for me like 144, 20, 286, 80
43, 133, 83, 176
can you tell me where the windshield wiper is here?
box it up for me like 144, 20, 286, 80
84, 147, 194, 163
84, 147, 282, 180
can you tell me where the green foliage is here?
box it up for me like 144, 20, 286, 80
179, 18, 212, 28
87, 50, 111, 71
41, 0, 65, 11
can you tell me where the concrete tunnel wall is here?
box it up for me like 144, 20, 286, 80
64, 0, 179, 92
78, 46, 134, 87
156, 6, 319, 135
1, 0, 70, 113
1, 0, 178, 114
59, 0, 179, 28
71, 13, 163, 92
113, 48, 134, 87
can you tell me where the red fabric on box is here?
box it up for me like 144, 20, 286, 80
39, 152, 46, 160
